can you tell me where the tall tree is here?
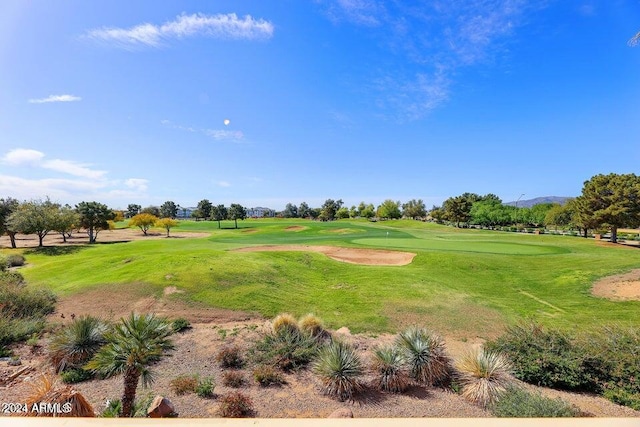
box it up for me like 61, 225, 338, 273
53, 205, 80, 243
0, 197, 20, 248
126, 204, 141, 219
402, 199, 426, 220
282, 203, 298, 218
196, 199, 213, 220
377, 200, 402, 220
361, 203, 376, 219
574, 173, 640, 243
76, 201, 115, 244
155, 218, 179, 237
228, 203, 246, 229
298, 202, 310, 219
210, 204, 228, 229
140, 206, 160, 217
159, 201, 178, 219
544, 203, 573, 231
85, 313, 174, 417
319, 199, 343, 221
7, 199, 59, 247
442, 195, 473, 227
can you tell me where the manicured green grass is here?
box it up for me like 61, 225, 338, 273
16, 219, 640, 336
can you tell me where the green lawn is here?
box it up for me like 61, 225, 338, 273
12, 218, 640, 337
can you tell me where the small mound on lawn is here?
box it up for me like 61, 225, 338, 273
232, 245, 416, 266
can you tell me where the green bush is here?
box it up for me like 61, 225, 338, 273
371, 345, 410, 393
491, 385, 580, 417
61, 367, 94, 384
171, 317, 191, 333
196, 377, 215, 398
0, 271, 24, 286
250, 327, 318, 371
0, 317, 46, 345
603, 389, 640, 411
314, 340, 364, 402
0, 283, 56, 319
6, 254, 25, 267
100, 394, 157, 418
396, 327, 453, 386
49, 315, 109, 373
486, 322, 597, 392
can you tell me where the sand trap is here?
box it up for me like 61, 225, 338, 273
284, 226, 306, 231
592, 269, 640, 301
233, 245, 416, 266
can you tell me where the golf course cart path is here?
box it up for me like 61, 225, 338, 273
233, 245, 416, 266
592, 268, 640, 301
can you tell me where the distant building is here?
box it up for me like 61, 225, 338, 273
176, 207, 196, 219
246, 207, 275, 218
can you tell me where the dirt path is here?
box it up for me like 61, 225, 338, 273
233, 245, 416, 266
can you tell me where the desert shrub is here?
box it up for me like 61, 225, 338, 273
314, 340, 364, 402
171, 317, 191, 333
272, 313, 299, 335
0, 281, 56, 319
603, 389, 640, 411
219, 392, 254, 417
396, 327, 452, 386
223, 371, 246, 388
170, 375, 199, 395
0, 271, 24, 287
196, 377, 215, 398
6, 254, 25, 267
486, 322, 596, 392
491, 385, 579, 417
60, 367, 94, 384
253, 365, 285, 387
216, 345, 245, 368
250, 327, 318, 371
456, 348, 514, 408
371, 345, 410, 393
100, 394, 156, 418
298, 313, 325, 337
0, 317, 46, 345
49, 315, 109, 373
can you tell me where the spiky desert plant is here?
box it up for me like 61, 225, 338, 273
85, 313, 174, 418
24, 373, 95, 417
272, 313, 299, 335
49, 315, 109, 373
456, 348, 514, 408
396, 327, 452, 386
371, 345, 410, 393
314, 340, 364, 401
299, 313, 325, 337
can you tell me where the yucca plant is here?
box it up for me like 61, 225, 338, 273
298, 313, 324, 337
456, 348, 513, 408
396, 327, 452, 386
49, 315, 109, 373
371, 345, 410, 393
272, 313, 299, 335
314, 340, 364, 401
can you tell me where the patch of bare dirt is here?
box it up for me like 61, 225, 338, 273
592, 269, 640, 301
0, 228, 210, 249
284, 226, 306, 232
233, 245, 416, 266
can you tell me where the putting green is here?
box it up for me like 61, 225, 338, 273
352, 237, 569, 255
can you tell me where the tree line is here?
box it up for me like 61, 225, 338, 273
1, 173, 638, 246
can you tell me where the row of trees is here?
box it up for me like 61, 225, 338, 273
280, 199, 428, 221
0, 199, 116, 247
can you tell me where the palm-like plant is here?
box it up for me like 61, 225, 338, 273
314, 340, 364, 401
85, 313, 174, 417
371, 345, 410, 393
456, 348, 513, 408
49, 315, 109, 373
396, 327, 452, 386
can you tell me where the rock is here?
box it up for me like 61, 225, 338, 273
328, 408, 353, 418
147, 395, 176, 418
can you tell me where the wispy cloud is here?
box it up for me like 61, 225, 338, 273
0, 148, 148, 203
162, 120, 244, 142
217, 181, 231, 188
86, 13, 274, 49
319, 0, 542, 119
28, 94, 81, 104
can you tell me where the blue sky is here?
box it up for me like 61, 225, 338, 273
1, 1, 639, 210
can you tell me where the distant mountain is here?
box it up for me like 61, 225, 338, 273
504, 196, 573, 208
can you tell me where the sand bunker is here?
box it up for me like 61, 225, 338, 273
591, 269, 640, 301
233, 245, 416, 266
284, 226, 306, 231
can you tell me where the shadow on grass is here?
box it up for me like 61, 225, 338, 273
24, 246, 89, 256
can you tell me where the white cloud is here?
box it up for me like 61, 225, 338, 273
124, 178, 149, 192
204, 129, 244, 141
42, 159, 107, 180
1, 148, 45, 165
86, 13, 274, 49
327, 0, 386, 26
217, 181, 231, 188
28, 94, 81, 104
